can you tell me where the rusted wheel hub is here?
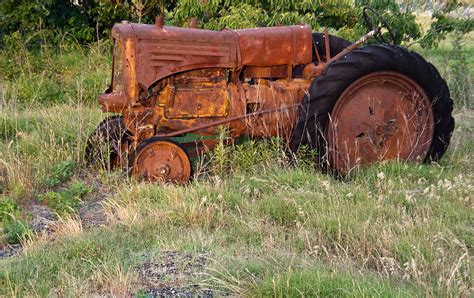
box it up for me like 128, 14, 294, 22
326, 71, 434, 173
131, 140, 191, 183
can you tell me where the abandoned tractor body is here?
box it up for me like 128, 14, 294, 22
99, 23, 312, 139
86, 17, 454, 183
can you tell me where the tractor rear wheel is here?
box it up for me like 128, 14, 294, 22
292, 44, 454, 173
85, 116, 130, 169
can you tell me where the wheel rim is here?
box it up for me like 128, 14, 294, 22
132, 140, 191, 183
326, 71, 434, 173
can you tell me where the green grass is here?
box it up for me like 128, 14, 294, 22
0, 39, 111, 106
0, 155, 472, 295
250, 267, 418, 296
0, 23, 472, 296
39, 180, 92, 215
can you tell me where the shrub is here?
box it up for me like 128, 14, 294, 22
4, 219, 32, 244
0, 197, 32, 244
447, 33, 472, 109
39, 180, 92, 215
45, 160, 76, 188
0, 197, 19, 222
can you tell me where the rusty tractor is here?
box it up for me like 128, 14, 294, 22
86, 9, 454, 183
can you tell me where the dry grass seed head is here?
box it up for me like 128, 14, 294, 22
50, 214, 83, 237
103, 198, 140, 227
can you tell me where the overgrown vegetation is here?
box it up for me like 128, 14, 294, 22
39, 180, 92, 215
0, 0, 418, 44
0, 0, 472, 296
0, 198, 32, 244
1, 0, 472, 47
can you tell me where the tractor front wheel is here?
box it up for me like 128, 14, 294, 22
129, 137, 192, 184
85, 116, 130, 169
292, 44, 454, 173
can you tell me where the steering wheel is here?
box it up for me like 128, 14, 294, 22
363, 7, 396, 45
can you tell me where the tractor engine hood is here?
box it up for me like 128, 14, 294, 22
112, 22, 312, 90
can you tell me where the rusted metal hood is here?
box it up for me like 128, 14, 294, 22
112, 23, 312, 88
235, 25, 312, 67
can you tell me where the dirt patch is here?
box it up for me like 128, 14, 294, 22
136, 251, 216, 297
78, 201, 108, 228
0, 173, 112, 259
0, 243, 21, 258
27, 204, 57, 234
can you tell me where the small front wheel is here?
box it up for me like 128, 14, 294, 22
128, 137, 192, 184
85, 116, 130, 169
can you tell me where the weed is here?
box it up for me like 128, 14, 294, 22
293, 144, 318, 170
39, 180, 92, 215
0, 38, 111, 106
3, 219, 32, 244
231, 137, 286, 174
50, 216, 83, 238
0, 197, 19, 222
209, 126, 232, 178
258, 196, 300, 226
45, 160, 76, 188
448, 32, 472, 109
0, 197, 31, 244
0, 115, 39, 140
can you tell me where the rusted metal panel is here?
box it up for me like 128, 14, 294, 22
129, 24, 238, 88
138, 38, 236, 88
236, 25, 312, 66
110, 23, 311, 90
243, 65, 288, 78
164, 81, 229, 119
100, 23, 316, 145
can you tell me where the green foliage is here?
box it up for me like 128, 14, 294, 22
251, 267, 419, 296
420, 1, 473, 48
39, 180, 92, 215
209, 127, 232, 178
0, 0, 432, 47
204, 3, 268, 30
3, 219, 32, 244
0, 197, 19, 222
447, 34, 472, 108
173, 0, 359, 32
1, 197, 32, 244
0, 0, 168, 45
0, 0, 86, 45
356, 0, 422, 44
45, 160, 76, 188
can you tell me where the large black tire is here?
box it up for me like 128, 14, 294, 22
311, 33, 352, 61
85, 115, 130, 169
294, 33, 352, 77
292, 44, 454, 168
